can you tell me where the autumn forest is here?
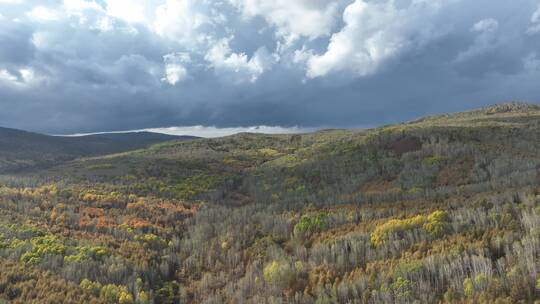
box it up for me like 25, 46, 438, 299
0, 103, 539, 303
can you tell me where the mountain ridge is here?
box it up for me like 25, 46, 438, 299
0, 126, 198, 173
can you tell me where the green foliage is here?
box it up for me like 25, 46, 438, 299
423, 155, 448, 166
154, 281, 180, 304
461, 275, 488, 298
371, 215, 426, 246
119, 291, 134, 304
463, 278, 474, 297
4, 223, 110, 265
287, 184, 306, 195
64, 246, 107, 263
31, 235, 66, 255
134, 233, 166, 248
20, 251, 41, 265
257, 148, 281, 158
20, 235, 66, 264
80, 279, 102, 296
371, 210, 450, 246
408, 186, 423, 194
87, 164, 115, 170
294, 213, 328, 236
170, 174, 221, 199
390, 277, 412, 297
100, 284, 120, 303
0, 234, 27, 249
393, 260, 422, 279
137, 291, 150, 304
0, 222, 45, 238
119, 223, 134, 233
263, 260, 295, 287
267, 154, 302, 168
423, 210, 450, 236
100, 284, 133, 304
474, 274, 488, 291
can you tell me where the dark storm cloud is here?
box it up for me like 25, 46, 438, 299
0, 0, 539, 134
0, 23, 35, 65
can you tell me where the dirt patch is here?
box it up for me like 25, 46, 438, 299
437, 158, 474, 186
361, 178, 398, 194
386, 136, 422, 156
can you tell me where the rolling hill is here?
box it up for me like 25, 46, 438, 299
0, 127, 198, 173
0, 102, 539, 303
45, 102, 540, 203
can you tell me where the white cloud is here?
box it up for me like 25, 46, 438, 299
19, 68, 35, 82
96, 16, 114, 31
302, 0, 444, 78
455, 18, 499, 62
27, 6, 61, 21
162, 52, 191, 85
63, 0, 112, 30
31, 31, 50, 49
163, 64, 187, 85
229, 0, 342, 44
145, 125, 313, 137
527, 4, 540, 34
105, 0, 149, 23
62, 0, 148, 32
68, 125, 313, 138
153, 0, 211, 47
0, 68, 45, 88
0, 69, 18, 83
472, 18, 499, 33
205, 38, 274, 83
63, 0, 102, 12
0, 0, 24, 4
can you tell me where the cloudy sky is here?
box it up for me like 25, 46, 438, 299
1, 0, 540, 135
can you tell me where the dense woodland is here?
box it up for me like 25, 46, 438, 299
0, 102, 539, 303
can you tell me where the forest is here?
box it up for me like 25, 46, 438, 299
0, 102, 539, 303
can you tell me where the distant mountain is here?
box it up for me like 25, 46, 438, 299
69, 132, 198, 154
0, 127, 198, 173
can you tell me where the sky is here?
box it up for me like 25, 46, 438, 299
0, 0, 540, 136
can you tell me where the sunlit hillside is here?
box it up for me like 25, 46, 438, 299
0, 103, 539, 303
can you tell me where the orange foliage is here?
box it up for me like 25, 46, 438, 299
78, 207, 115, 229
125, 218, 153, 230
157, 201, 196, 216
81, 207, 105, 218
126, 200, 146, 211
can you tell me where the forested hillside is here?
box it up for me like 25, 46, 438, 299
0, 103, 539, 303
0, 128, 196, 173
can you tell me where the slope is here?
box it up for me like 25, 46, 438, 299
0, 127, 198, 173
0, 102, 539, 303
